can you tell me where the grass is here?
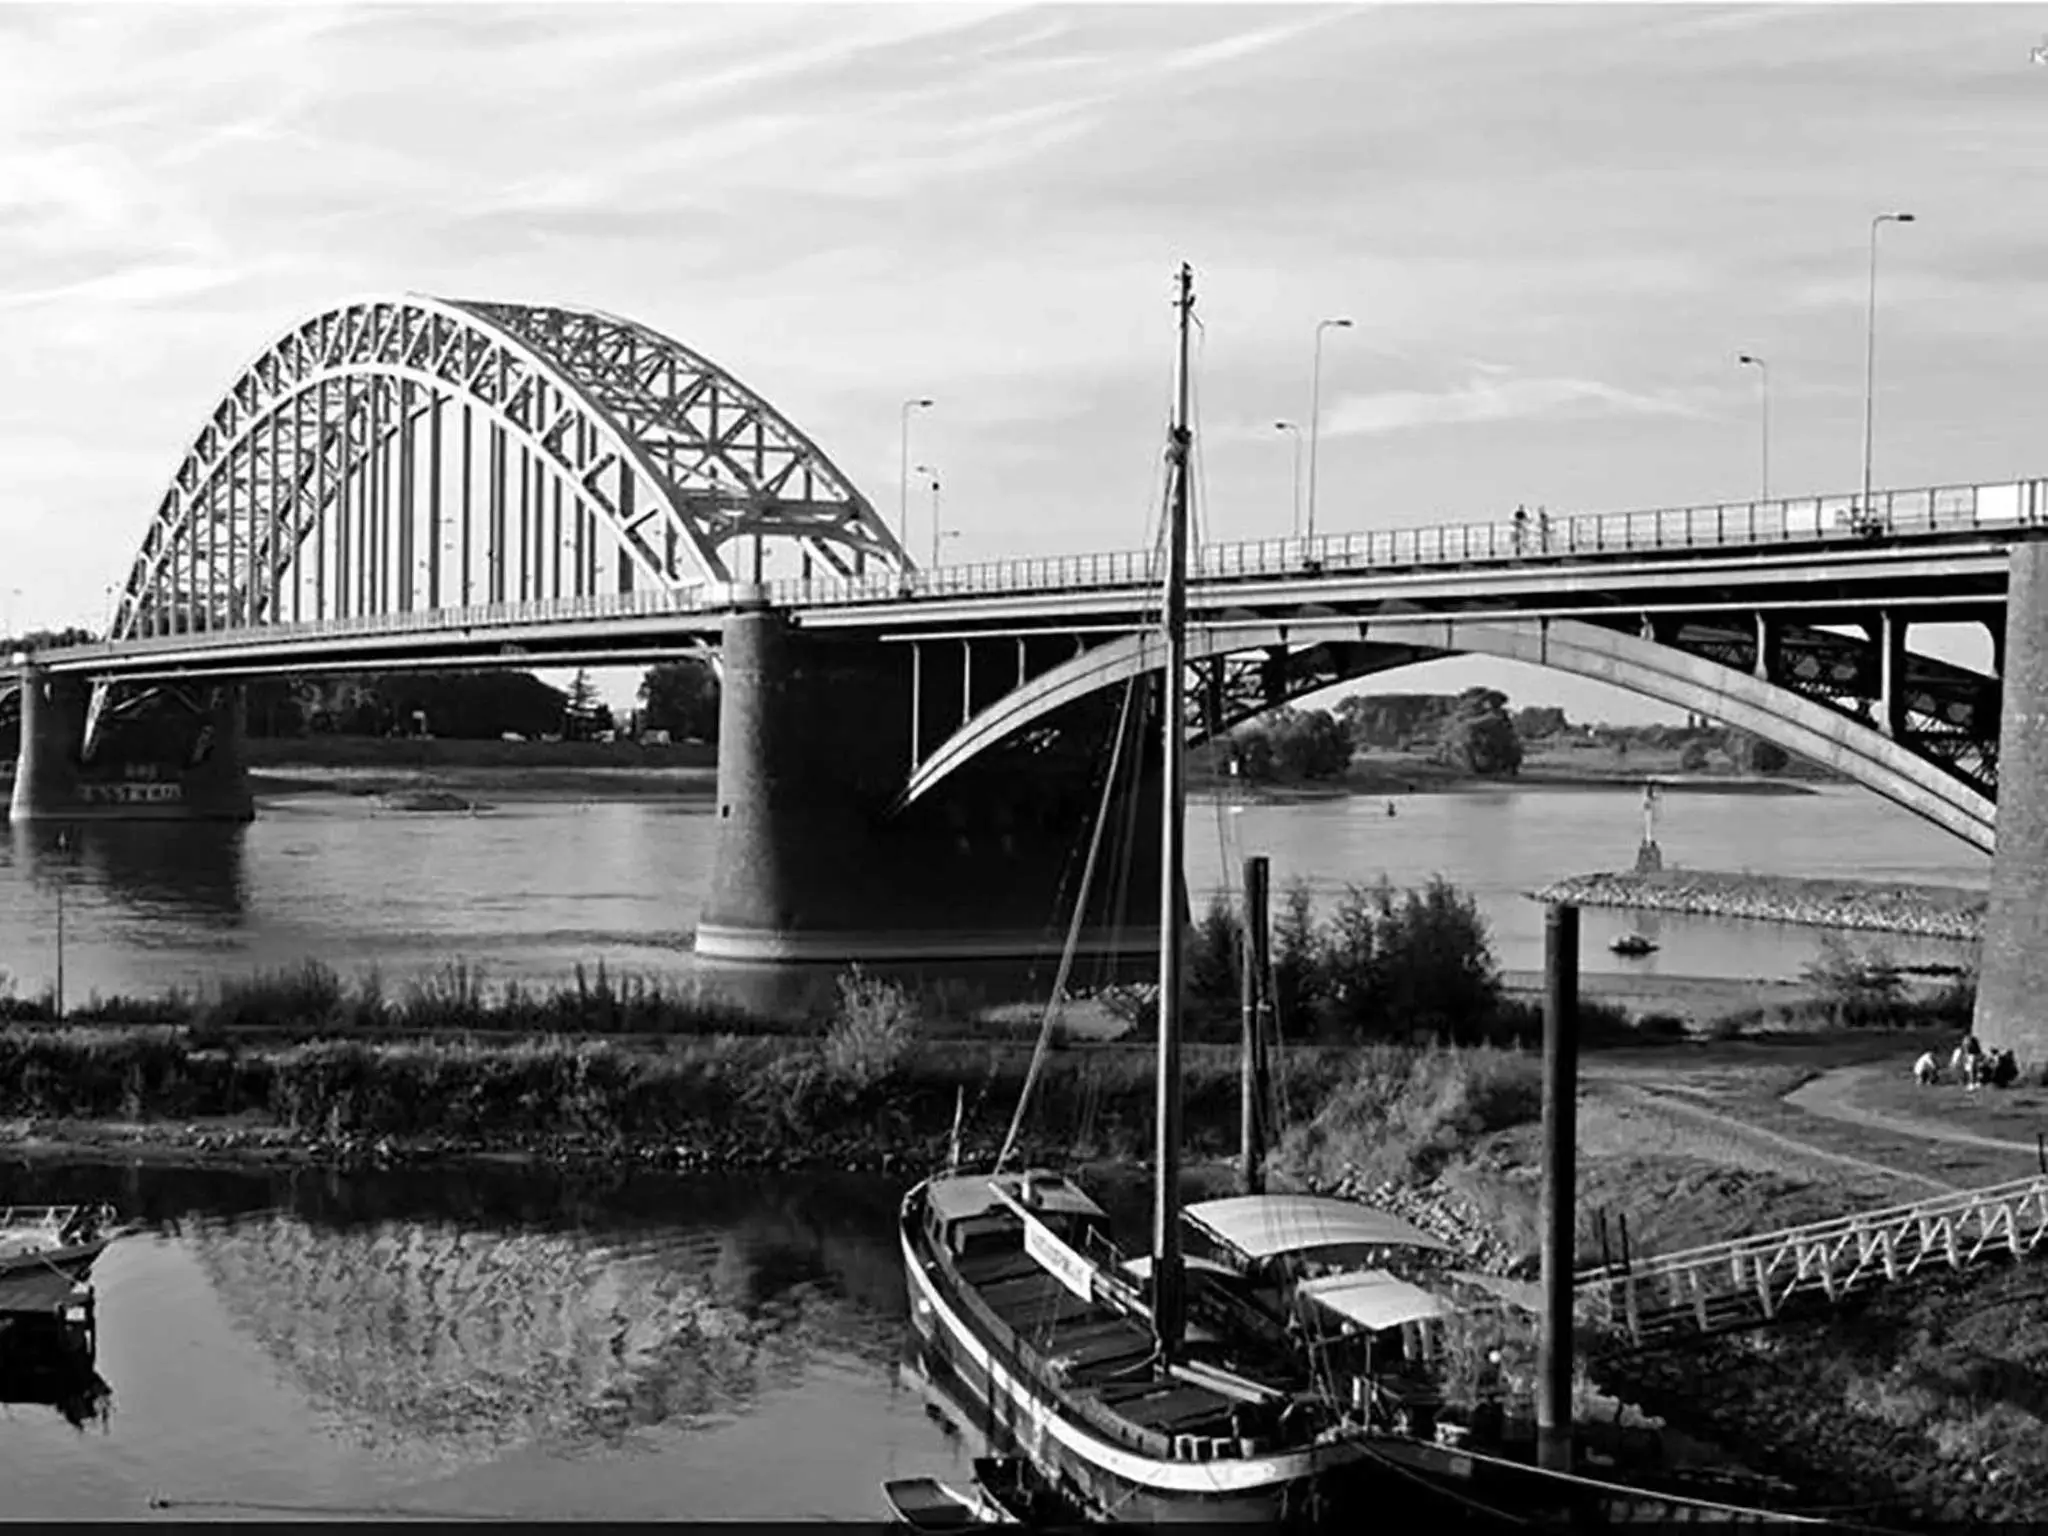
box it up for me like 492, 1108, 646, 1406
0, 968, 1562, 1182
0, 959, 798, 1037
1819, 1068, 2048, 1152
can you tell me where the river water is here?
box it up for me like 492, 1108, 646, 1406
0, 784, 1990, 1518
0, 779, 1986, 1011
0, 1160, 974, 1521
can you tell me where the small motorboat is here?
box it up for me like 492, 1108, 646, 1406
1609, 934, 1658, 957
880, 1475, 1013, 1530
0, 1205, 120, 1284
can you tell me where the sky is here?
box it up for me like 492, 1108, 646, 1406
3, 1, 2045, 720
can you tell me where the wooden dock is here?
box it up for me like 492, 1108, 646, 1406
1577, 1174, 2048, 1350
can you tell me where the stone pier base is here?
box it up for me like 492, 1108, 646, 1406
1976, 537, 2048, 1063
695, 608, 1162, 966
8, 670, 254, 823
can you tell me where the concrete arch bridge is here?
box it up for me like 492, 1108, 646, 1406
7, 294, 2048, 1052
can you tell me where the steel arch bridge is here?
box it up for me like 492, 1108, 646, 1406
109, 294, 907, 651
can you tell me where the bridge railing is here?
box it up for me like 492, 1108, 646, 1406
771, 476, 2047, 610
50, 586, 729, 659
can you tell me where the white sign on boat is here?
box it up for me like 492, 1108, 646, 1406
1021, 1209, 1096, 1302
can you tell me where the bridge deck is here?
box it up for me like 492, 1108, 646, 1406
27, 473, 2046, 677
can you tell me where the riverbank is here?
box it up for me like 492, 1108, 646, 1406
1331, 748, 1822, 799
243, 734, 1826, 804
1533, 868, 1987, 942
0, 1022, 1435, 1179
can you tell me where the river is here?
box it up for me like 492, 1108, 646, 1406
0, 779, 1985, 1012
0, 1160, 977, 1521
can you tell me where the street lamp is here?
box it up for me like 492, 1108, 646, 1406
1306, 318, 1352, 543
1862, 212, 1915, 516
1736, 354, 1770, 502
914, 463, 952, 568
899, 397, 934, 554
1273, 421, 1304, 538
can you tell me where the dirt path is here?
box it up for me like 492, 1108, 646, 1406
1587, 1079, 1956, 1195
1785, 1063, 2044, 1156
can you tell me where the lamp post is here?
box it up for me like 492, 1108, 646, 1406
899, 397, 934, 555
914, 463, 950, 568
1306, 318, 1352, 543
1736, 354, 1769, 502
1273, 421, 1304, 538
1862, 212, 1915, 516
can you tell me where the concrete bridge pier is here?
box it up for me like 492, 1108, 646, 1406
7, 667, 254, 823
1977, 537, 2048, 1064
695, 607, 1161, 969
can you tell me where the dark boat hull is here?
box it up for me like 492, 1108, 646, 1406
899, 1188, 1476, 1528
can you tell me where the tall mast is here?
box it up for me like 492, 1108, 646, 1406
1150, 261, 1195, 1361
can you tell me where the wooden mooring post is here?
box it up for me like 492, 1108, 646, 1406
1537, 901, 1580, 1474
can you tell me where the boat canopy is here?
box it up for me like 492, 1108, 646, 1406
1183, 1194, 1452, 1263
1296, 1269, 1454, 1333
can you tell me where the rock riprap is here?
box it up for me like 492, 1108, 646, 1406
1531, 870, 1985, 942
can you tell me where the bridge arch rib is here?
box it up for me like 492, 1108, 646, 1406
903, 617, 1996, 853
110, 296, 906, 646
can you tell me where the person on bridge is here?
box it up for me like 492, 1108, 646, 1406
1512, 505, 1530, 554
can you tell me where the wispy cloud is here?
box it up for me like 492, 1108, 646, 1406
0, 1, 2043, 723
1323, 373, 1702, 439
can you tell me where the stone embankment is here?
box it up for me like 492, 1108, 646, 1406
1532, 869, 1985, 942
0, 1117, 1017, 1178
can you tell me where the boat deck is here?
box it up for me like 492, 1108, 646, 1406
954, 1248, 1243, 1440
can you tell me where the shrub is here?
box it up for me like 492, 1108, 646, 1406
1215, 875, 1506, 1045
1273, 1042, 1542, 1189
821, 969, 919, 1092
1186, 893, 1244, 1037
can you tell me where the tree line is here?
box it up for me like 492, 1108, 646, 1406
233, 660, 723, 742
1216, 688, 1804, 785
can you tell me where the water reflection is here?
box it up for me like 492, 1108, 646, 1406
8, 1161, 912, 1463
0, 1340, 113, 1432
6, 821, 248, 920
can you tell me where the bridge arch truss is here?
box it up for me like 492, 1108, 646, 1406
109, 296, 906, 646
900, 612, 1999, 853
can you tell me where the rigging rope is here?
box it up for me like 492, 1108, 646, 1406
994, 666, 1146, 1174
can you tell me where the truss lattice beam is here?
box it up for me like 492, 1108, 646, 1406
109, 296, 906, 648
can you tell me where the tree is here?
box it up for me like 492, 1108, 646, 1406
1513, 705, 1568, 743
1270, 709, 1352, 780
1436, 687, 1523, 777
1232, 730, 1276, 783
562, 669, 606, 740
638, 659, 720, 741
1723, 729, 1790, 774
